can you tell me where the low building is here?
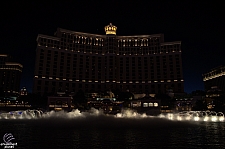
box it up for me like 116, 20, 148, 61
47, 92, 73, 111
87, 98, 123, 114
174, 98, 194, 112
161, 100, 174, 113
129, 97, 161, 115
0, 99, 31, 111
205, 86, 225, 111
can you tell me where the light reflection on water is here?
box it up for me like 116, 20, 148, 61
0, 109, 225, 148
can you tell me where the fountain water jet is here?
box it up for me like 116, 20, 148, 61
0, 109, 224, 122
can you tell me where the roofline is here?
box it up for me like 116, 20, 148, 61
58, 28, 105, 37
36, 34, 60, 41
58, 28, 164, 38
160, 41, 181, 45
5, 62, 23, 68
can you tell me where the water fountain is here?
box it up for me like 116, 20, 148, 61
0, 109, 224, 122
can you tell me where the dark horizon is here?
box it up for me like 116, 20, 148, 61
1, 1, 224, 93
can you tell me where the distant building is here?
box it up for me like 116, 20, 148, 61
47, 91, 73, 111
203, 65, 225, 92
33, 23, 184, 95
205, 86, 224, 110
20, 87, 28, 96
129, 97, 161, 115
0, 54, 23, 94
174, 98, 194, 112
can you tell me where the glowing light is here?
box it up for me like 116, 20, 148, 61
177, 116, 182, 121
149, 103, 153, 107
219, 117, 224, 121
194, 117, 199, 121
154, 103, 158, 107
185, 116, 191, 120
204, 117, 209, 121
211, 117, 217, 122
104, 23, 117, 35
203, 70, 225, 81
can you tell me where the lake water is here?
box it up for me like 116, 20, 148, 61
0, 109, 225, 149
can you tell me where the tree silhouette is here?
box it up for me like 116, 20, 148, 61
0, 87, 5, 97
73, 89, 86, 103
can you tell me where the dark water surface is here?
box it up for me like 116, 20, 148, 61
1, 116, 225, 149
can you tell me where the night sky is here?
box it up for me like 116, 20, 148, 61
1, 1, 224, 93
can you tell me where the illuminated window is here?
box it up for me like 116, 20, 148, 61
149, 103, 153, 107
154, 102, 158, 107
143, 103, 148, 107
132, 103, 138, 107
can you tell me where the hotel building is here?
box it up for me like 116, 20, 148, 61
203, 65, 225, 92
33, 23, 184, 95
0, 54, 23, 93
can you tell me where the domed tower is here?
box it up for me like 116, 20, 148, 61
104, 23, 117, 35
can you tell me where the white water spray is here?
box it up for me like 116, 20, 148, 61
0, 109, 224, 122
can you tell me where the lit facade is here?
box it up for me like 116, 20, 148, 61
0, 54, 23, 93
33, 23, 184, 95
130, 98, 161, 115
203, 66, 225, 92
